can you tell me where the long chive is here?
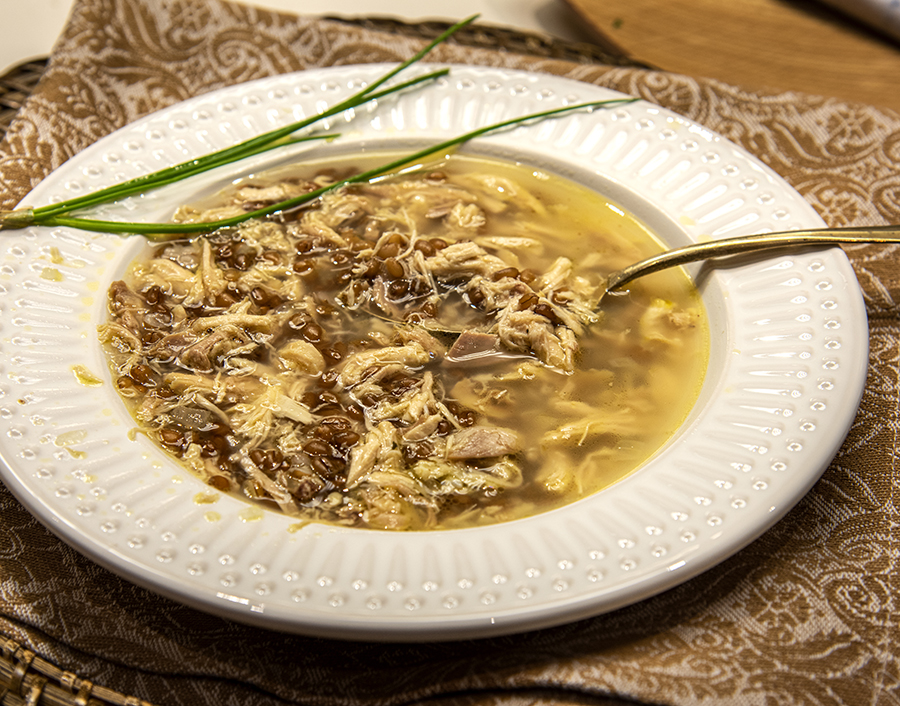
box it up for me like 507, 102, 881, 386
2, 15, 478, 229
29, 67, 453, 221
82, 133, 343, 198
36, 98, 638, 239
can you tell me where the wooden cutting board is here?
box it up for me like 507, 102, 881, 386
561, 0, 900, 113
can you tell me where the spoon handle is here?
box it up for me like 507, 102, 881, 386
605, 224, 900, 291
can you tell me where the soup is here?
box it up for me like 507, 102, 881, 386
99, 153, 708, 530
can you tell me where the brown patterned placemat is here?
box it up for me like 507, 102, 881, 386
0, 1, 898, 705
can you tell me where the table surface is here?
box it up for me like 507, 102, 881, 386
563, 0, 900, 113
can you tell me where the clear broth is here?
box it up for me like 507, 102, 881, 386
100, 152, 709, 530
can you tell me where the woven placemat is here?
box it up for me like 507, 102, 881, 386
0, 59, 48, 139
1, 636, 153, 706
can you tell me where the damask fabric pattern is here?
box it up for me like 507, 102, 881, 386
0, 0, 897, 704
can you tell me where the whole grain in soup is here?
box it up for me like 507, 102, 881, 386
99, 153, 708, 530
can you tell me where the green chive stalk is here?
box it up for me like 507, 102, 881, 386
34, 98, 638, 240
24, 69, 452, 221
0, 15, 478, 230
0, 13, 638, 240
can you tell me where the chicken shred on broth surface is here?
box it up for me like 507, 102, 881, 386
100, 153, 709, 530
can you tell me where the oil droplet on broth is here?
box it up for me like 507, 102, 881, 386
72, 364, 104, 387
204, 511, 221, 522
239, 507, 264, 523
40, 267, 64, 282
55, 429, 87, 447
54, 435, 88, 459
193, 491, 220, 505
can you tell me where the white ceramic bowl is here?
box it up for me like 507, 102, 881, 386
0, 65, 867, 640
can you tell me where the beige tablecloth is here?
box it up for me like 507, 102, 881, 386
0, 0, 898, 704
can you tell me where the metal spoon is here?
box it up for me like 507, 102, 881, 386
365, 224, 900, 336
604, 224, 900, 291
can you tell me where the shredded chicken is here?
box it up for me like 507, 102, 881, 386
100, 154, 706, 530
446, 426, 520, 459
